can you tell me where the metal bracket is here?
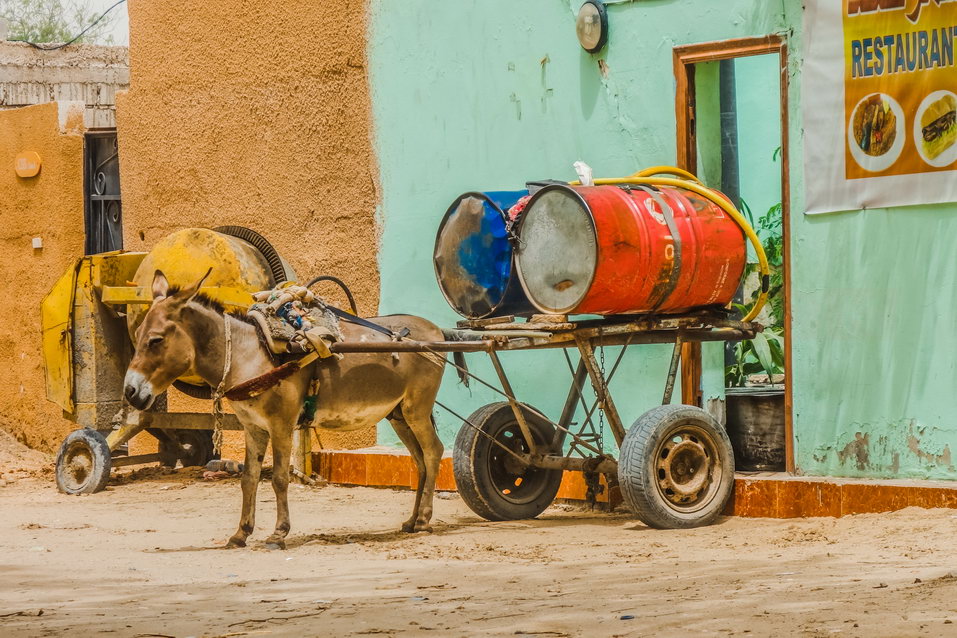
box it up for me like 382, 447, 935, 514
487, 350, 539, 457
663, 334, 683, 405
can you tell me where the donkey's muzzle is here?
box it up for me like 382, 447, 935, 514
123, 370, 154, 411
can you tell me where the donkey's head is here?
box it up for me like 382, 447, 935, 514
123, 269, 211, 410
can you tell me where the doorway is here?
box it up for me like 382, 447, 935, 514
83, 130, 123, 255
673, 36, 793, 473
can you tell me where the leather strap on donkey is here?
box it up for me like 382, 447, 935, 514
326, 306, 410, 340
224, 304, 409, 402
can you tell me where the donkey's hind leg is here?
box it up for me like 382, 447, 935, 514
263, 426, 294, 550
227, 425, 269, 548
398, 400, 444, 532
388, 413, 428, 533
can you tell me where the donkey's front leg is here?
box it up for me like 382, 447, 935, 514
264, 425, 294, 550
227, 426, 269, 548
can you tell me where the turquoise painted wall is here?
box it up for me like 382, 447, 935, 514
791, 206, 957, 478
368, 0, 957, 481
367, 0, 796, 451
776, 13, 957, 479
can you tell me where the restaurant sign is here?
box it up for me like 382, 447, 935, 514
803, 0, 957, 213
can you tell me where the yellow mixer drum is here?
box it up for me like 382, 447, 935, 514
127, 226, 294, 394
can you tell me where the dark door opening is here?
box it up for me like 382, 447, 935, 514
84, 130, 123, 255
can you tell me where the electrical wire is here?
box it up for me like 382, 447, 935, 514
10, 0, 126, 51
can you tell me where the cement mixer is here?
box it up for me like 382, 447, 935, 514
42, 226, 300, 494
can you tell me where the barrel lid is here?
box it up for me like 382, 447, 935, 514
514, 185, 597, 314
433, 191, 526, 318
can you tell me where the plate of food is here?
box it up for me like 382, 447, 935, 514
847, 93, 904, 172
914, 90, 957, 167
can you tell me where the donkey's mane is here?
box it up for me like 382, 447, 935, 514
167, 285, 257, 326
168, 286, 280, 362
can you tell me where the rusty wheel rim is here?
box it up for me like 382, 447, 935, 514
653, 423, 723, 513
487, 423, 551, 505
62, 441, 94, 491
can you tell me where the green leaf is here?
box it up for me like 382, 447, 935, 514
769, 340, 785, 368
739, 199, 755, 228
750, 332, 776, 377
742, 362, 765, 375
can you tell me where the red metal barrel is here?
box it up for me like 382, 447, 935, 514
513, 184, 745, 315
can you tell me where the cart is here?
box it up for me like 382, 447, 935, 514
42, 237, 753, 529
327, 310, 757, 529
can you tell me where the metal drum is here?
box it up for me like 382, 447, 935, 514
127, 227, 295, 394
434, 191, 536, 319
514, 184, 746, 315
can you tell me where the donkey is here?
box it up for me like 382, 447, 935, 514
123, 270, 446, 549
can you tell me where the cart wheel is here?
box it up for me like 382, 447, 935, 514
618, 404, 734, 529
55, 429, 112, 495
453, 402, 563, 521
157, 430, 217, 467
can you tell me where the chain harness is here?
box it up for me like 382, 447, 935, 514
583, 327, 607, 507
211, 315, 232, 455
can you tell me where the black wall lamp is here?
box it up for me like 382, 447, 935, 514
576, 1, 608, 54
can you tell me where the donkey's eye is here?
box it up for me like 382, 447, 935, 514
147, 336, 165, 348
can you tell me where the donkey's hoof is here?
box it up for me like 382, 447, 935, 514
402, 521, 432, 533
264, 540, 286, 551
225, 537, 246, 549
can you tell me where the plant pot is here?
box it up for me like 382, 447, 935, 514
725, 387, 785, 471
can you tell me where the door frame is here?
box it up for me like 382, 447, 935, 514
672, 35, 794, 473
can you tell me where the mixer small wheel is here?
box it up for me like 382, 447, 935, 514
55, 429, 112, 495
157, 430, 217, 467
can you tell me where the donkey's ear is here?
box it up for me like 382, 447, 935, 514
177, 267, 213, 303
152, 270, 170, 300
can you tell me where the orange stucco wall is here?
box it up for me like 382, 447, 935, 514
0, 102, 87, 451
116, 0, 380, 450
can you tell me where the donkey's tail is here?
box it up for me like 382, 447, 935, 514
440, 328, 473, 388
452, 351, 469, 388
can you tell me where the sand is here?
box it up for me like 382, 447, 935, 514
0, 429, 53, 485
2, 469, 957, 637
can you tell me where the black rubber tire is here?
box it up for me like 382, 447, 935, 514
453, 402, 563, 521
156, 430, 217, 467
172, 380, 212, 400
213, 225, 293, 285
618, 404, 734, 529
55, 429, 112, 495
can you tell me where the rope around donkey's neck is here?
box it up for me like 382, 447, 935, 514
211, 316, 233, 454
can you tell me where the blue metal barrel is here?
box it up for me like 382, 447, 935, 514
434, 191, 535, 319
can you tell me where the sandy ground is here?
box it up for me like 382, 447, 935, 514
2, 453, 957, 637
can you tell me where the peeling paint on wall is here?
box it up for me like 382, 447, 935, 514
837, 432, 870, 471
906, 421, 954, 470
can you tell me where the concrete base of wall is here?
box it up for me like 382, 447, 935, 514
312, 449, 957, 519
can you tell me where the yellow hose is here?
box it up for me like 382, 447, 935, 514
569, 168, 768, 322
633, 166, 702, 183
